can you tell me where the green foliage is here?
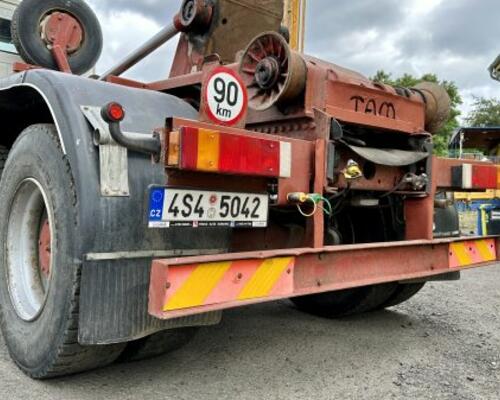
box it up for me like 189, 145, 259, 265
465, 97, 500, 127
371, 70, 462, 156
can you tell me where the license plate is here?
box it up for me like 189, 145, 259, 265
148, 188, 269, 228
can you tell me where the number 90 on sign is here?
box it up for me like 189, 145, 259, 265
204, 67, 248, 126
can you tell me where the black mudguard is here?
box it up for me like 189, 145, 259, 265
0, 70, 228, 344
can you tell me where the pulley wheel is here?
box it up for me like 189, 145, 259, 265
239, 31, 307, 111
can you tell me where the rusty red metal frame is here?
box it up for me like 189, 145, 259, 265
164, 119, 500, 246
145, 56, 429, 137
434, 157, 498, 189
405, 157, 499, 240
12, 62, 41, 73
8, 1, 498, 331
167, 117, 315, 204
149, 237, 499, 320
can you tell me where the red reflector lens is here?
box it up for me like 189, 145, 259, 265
105, 102, 125, 122
453, 164, 498, 190
472, 165, 497, 189
219, 134, 280, 176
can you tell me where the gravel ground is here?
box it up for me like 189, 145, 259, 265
0, 265, 499, 400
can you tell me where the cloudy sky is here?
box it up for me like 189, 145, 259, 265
87, 0, 500, 119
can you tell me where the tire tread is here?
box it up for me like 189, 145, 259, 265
379, 283, 426, 309
0, 125, 124, 379
0, 145, 8, 178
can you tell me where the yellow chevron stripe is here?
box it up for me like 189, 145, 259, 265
451, 242, 472, 267
238, 257, 292, 301
475, 240, 496, 262
164, 261, 232, 311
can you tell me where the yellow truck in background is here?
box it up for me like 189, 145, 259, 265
448, 57, 500, 236
449, 127, 500, 235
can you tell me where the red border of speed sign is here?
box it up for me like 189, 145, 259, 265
204, 66, 248, 126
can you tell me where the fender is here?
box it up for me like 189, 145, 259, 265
0, 70, 229, 344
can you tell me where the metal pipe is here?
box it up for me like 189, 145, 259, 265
107, 121, 161, 155
99, 23, 179, 81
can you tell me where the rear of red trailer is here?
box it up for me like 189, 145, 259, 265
0, 0, 498, 380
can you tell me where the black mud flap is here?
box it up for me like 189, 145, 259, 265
78, 259, 222, 345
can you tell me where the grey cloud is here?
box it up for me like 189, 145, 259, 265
401, 0, 499, 58
303, 1, 500, 104
306, 0, 406, 54
90, 0, 180, 25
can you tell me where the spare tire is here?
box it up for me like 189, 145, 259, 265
11, 0, 103, 75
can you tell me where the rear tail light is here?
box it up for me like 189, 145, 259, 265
167, 126, 292, 178
452, 164, 498, 190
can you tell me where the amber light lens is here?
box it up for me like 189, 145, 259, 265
167, 130, 180, 166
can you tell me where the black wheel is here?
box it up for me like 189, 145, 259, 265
118, 328, 198, 363
378, 283, 426, 309
291, 283, 398, 318
11, 0, 103, 75
0, 124, 124, 379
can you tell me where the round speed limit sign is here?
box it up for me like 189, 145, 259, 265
204, 67, 248, 126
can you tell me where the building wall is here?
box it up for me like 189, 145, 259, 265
0, 0, 21, 77
0, 0, 20, 20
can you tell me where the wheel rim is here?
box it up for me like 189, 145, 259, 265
40, 11, 84, 54
6, 178, 54, 321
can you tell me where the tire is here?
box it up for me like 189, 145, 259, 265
11, 0, 103, 75
118, 328, 198, 363
378, 283, 426, 309
0, 124, 125, 379
0, 145, 8, 178
291, 283, 398, 318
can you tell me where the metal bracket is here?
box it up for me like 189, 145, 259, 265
81, 105, 130, 197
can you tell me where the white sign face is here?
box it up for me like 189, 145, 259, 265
205, 68, 247, 125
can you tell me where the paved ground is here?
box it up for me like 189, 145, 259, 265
1, 265, 499, 400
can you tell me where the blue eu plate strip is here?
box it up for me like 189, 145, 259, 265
149, 188, 165, 222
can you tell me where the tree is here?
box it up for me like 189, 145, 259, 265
371, 70, 462, 156
465, 97, 500, 127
